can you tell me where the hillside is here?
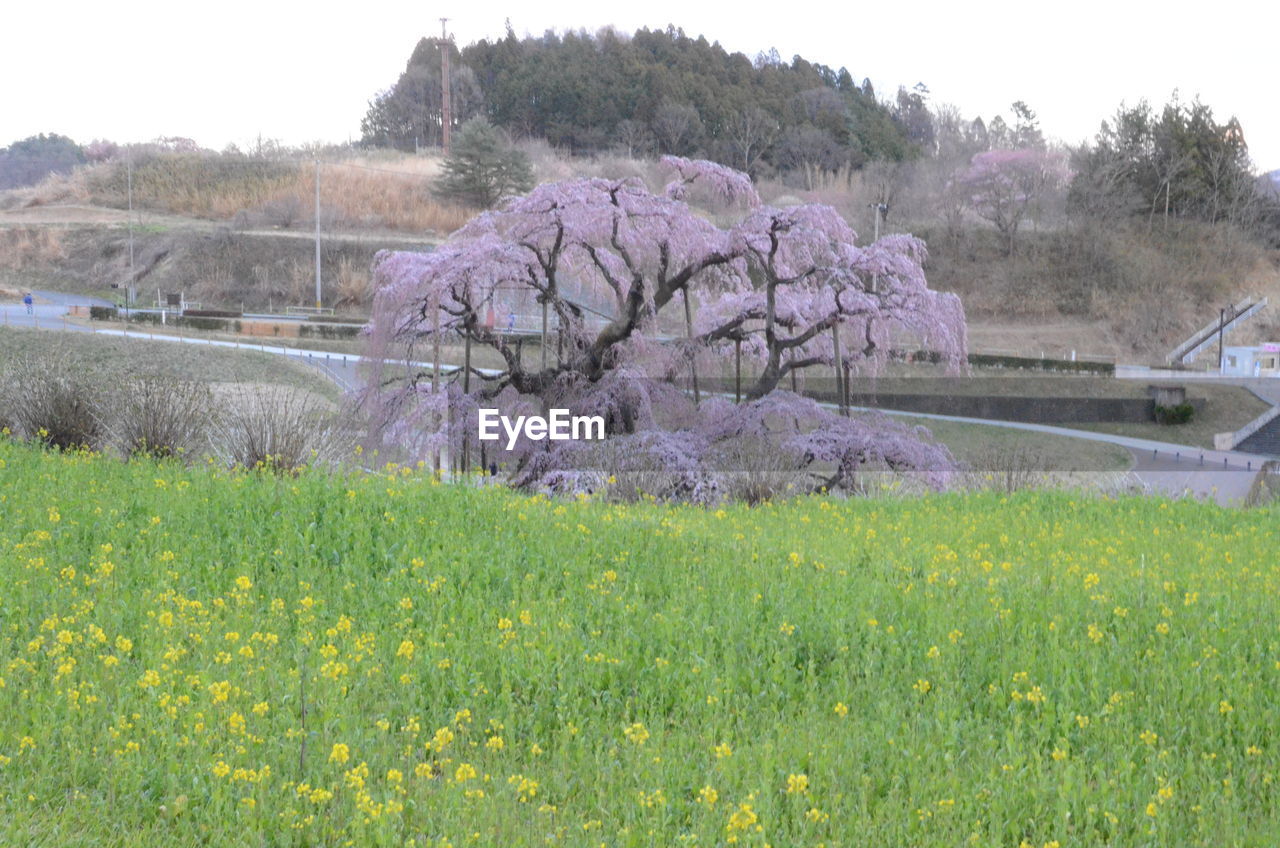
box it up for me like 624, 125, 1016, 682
4, 144, 1278, 363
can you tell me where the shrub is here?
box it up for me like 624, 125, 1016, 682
967, 443, 1051, 493
0, 370, 16, 436
104, 376, 213, 459
210, 386, 348, 473
298, 323, 362, 340
708, 439, 804, 505
4, 352, 104, 449
179, 316, 232, 332
1245, 461, 1280, 508
89, 305, 118, 321
1154, 403, 1194, 425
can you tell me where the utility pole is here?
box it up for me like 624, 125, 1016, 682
684, 289, 700, 405
126, 151, 135, 313
432, 294, 442, 476
439, 18, 452, 154
1217, 306, 1227, 373
868, 201, 886, 294
314, 159, 322, 309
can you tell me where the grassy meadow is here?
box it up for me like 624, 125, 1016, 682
1, 438, 1279, 846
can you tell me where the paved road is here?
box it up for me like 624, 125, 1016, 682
0, 290, 113, 331
0, 204, 444, 247
856, 406, 1269, 505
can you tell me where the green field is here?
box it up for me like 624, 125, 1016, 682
1, 439, 1278, 846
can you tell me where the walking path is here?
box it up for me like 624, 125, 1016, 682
852, 407, 1269, 505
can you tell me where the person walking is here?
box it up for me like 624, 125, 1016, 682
23, 292, 34, 315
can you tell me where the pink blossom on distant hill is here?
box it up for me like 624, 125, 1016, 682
954, 148, 1070, 252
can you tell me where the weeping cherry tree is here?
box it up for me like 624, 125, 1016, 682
361, 157, 967, 501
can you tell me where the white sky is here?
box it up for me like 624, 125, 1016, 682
3, 0, 1278, 171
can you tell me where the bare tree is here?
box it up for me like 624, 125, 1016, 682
615, 119, 653, 159
777, 125, 843, 190
650, 102, 704, 156
723, 108, 778, 175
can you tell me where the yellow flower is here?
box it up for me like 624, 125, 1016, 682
726, 803, 758, 833
1139, 730, 1158, 746
697, 785, 718, 805
485, 735, 504, 751
235, 575, 252, 591
1220, 700, 1234, 715
396, 639, 415, 660
454, 763, 477, 782
329, 743, 350, 764
914, 678, 932, 695
623, 723, 650, 745
833, 702, 849, 717
786, 773, 809, 794
714, 742, 732, 759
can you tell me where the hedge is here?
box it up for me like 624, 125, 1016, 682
895, 349, 1116, 376
298, 323, 363, 340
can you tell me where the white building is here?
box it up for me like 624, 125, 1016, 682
1221, 343, 1280, 377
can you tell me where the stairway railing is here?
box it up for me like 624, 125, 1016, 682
1167, 296, 1268, 365
1215, 403, 1280, 451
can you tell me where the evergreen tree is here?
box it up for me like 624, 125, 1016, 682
433, 118, 534, 208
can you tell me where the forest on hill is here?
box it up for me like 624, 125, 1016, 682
360, 25, 925, 170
